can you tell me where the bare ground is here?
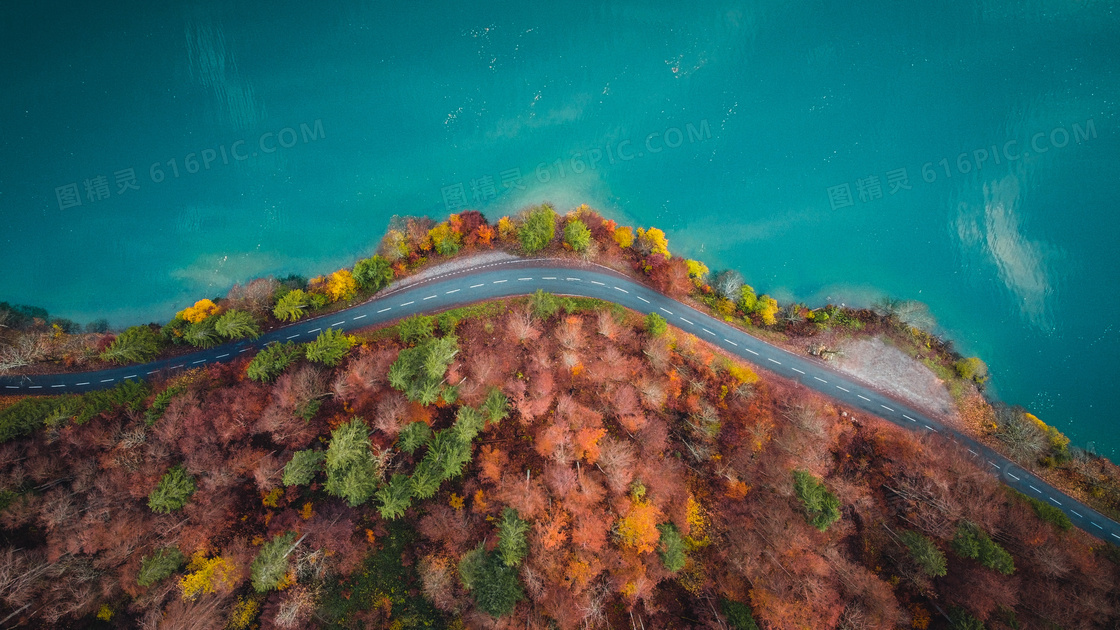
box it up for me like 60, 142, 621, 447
831, 335, 959, 422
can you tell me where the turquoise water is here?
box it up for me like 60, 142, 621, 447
1, 1, 1118, 455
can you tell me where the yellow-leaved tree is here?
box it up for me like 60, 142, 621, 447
179, 551, 237, 600
636, 227, 670, 258
616, 496, 662, 554
613, 226, 634, 249
177, 299, 221, 323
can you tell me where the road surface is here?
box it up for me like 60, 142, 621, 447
3, 258, 1119, 544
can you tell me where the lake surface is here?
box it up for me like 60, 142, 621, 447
1, 1, 1117, 454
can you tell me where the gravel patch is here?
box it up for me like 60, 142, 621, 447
833, 336, 957, 420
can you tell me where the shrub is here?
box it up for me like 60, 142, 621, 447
517, 205, 556, 254
214, 309, 261, 340
100, 325, 163, 364
273, 289, 311, 322
954, 357, 989, 384
397, 421, 432, 454
247, 341, 304, 382
75, 380, 150, 425
792, 470, 841, 531
657, 523, 687, 572
352, 255, 394, 291
952, 521, 1015, 574
148, 465, 196, 514
315, 269, 359, 302
251, 532, 298, 592
137, 547, 185, 587
497, 508, 529, 567
146, 384, 185, 425
481, 388, 509, 425
563, 219, 591, 252
177, 299, 220, 323
375, 473, 413, 520
458, 545, 524, 617
304, 328, 356, 367
387, 335, 459, 405
529, 290, 559, 319
182, 317, 222, 348
324, 418, 380, 507
645, 312, 668, 337
1019, 492, 1072, 531
948, 607, 985, 630
737, 285, 758, 313
282, 449, 325, 486
899, 530, 947, 578
399, 315, 435, 345
429, 223, 462, 256
720, 598, 760, 630
0, 397, 56, 443
453, 406, 485, 443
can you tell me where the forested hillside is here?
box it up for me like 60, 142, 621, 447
0, 292, 1116, 629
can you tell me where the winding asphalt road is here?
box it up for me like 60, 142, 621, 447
3, 258, 1119, 544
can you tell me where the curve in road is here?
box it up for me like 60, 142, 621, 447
3, 258, 1119, 544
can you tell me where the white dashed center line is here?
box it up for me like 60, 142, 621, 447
192, 360, 206, 365
4, 386, 20, 389
377, 308, 391, 313
542, 277, 557, 280
636, 296, 650, 303
702, 328, 715, 336
100, 379, 115, 383
1048, 497, 1062, 506
1092, 522, 1103, 529
968, 449, 978, 455
857, 394, 871, 401
660, 308, 673, 315
745, 349, 759, 356
723, 339, 738, 346
679, 317, 694, 325
51, 384, 65, 388
125, 375, 137, 379
308, 328, 321, 334
518, 277, 532, 281
470, 284, 484, 289
354, 314, 367, 319
1008, 473, 1021, 481
216, 353, 230, 358
590, 280, 605, 286
767, 358, 781, 365
566, 277, 581, 281
445, 289, 459, 294
28, 386, 41, 389
1071, 510, 1083, 518
423, 295, 437, 300
76, 382, 90, 386
1029, 485, 1042, 493
147, 370, 159, 375
926, 425, 937, 432
814, 377, 827, 383
792, 368, 805, 375
493, 280, 507, 284
836, 386, 850, 393
880, 405, 895, 412
904, 415, 917, 422
286, 334, 300, 340
331, 321, 345, 326
614, 287, 628, 294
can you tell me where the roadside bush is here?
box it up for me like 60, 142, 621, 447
247, 342, 303, 382
563, 219, 591, 252
100, 325, 163, 364
387, 335, 459, 405
529, 290, 559, 320
645, 312, 668, 337
304, 328, 355, 367
352, 255, 394, 291
273, 289, 311, 322
324, 418, 380, 507
399, 315, 435, 345
517, 205, 556, 254
1019, 492, 1072, 531
214, 309, 261, 340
